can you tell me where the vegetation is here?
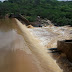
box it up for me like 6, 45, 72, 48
0, 0, 72, 26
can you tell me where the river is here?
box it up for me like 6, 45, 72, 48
0, 18, 44, 72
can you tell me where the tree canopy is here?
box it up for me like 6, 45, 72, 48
0, 0, 72, 26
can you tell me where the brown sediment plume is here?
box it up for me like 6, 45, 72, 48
27, 25, 34, 28
15, 18, 62, 72
0, 18, 44, 72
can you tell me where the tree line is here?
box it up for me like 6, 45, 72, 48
0, 0, 72, 26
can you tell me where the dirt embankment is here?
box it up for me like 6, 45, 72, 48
15, 18, 62, 72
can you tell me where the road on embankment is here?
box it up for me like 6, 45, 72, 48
0, 18, 62, 72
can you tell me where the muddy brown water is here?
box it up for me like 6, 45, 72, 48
0, 19, 44, 72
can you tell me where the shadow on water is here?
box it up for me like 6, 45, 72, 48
48, 48, 72, 72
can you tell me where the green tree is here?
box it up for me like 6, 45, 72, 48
34, 0, 40, 5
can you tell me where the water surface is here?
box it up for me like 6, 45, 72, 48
0, 18, 43, 72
